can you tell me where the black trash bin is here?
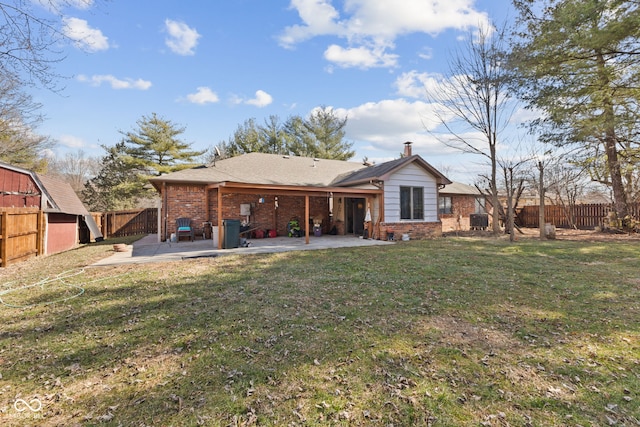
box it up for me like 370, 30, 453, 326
223, 219, 241, 249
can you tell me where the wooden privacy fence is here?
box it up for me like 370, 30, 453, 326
0, 208, 44, 267
91, 208, 158, 238
0, 208, 157, 267
517, 202, 640, 229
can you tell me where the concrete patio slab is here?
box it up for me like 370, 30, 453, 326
90, 234, 394, 266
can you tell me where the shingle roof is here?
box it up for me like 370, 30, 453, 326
332, 155, 451, 186
440, 182, 481, 195
36, 174, 90, 215
150, 152, 453, 190
0, 162, 89, 215
150, 152, 369, 188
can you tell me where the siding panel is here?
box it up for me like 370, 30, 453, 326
385, 163, 438, 222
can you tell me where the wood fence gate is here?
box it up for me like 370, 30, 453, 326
91, 208, 158, 238
0, 208, 44, 267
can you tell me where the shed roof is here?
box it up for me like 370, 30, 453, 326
36, 174, 90, 215
0, 162, 89, 215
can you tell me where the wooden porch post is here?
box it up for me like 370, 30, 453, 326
366, 198, 373, 238
217, 187, 224, 249
305, 195, 310, 244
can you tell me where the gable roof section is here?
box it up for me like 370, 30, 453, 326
440, 182, 482, 196
0, 162, 89, 215
0, 162, 42, 208
332, 155, 451, 187
36, 174, 89, 215
150, 152, 452, 191
150, 152, 368, 188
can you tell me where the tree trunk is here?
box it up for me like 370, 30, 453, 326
597, 51, 629, 225
491, 146, 501, 234
538, 161, 545, 239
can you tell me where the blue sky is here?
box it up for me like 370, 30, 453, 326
31, 0, 516, 184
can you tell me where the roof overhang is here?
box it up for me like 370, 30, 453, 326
210, 181, 382, 197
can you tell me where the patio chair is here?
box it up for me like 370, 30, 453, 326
176, 217, 194, 242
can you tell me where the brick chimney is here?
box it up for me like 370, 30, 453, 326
403, 141, 413, 157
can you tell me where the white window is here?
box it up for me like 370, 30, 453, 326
438, 196, 452, 215
400, 186, 424, 219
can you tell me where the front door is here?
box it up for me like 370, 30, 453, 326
345, 198, 366, 235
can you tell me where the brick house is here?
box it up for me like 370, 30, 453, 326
150, 142, 451, 247
439, 182, 487, 232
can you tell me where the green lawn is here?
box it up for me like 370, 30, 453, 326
0, 235, 638, 426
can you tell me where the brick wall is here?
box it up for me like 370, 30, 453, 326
381, 221, 442, 240
440, 195, 477, 232
164, 184, 439, 240
196, 188, 331, 237
165, 184, 207, 238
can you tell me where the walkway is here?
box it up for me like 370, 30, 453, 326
91, 234, 394, 266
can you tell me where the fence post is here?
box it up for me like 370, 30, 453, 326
0, 211, 6, 267
37, 210, 45, 256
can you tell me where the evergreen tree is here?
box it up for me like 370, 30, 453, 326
84, 113, 204, 210
222, 108, 354, 160
301, 107, 354, 160
82, 142, 142, 211
510, 0, 640, 225
284, 115, 315, 157
121, 112, 203, 175
225, 118, 266, 155
260, 115, 287, 155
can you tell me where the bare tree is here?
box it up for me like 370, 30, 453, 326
500, 158, 527, 242
0, 0, 96, 89
47, 150, 100, 197
0, 74, 51, 169
426, 23, 516, 234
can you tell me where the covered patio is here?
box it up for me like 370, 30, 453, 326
208, 182, 383, 248
90, 233, 394, 266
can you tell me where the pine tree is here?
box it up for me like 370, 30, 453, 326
82, 142, 143, 211
510, 0, 640, 225
302, 107, 354, 161
121, 112, 204, 175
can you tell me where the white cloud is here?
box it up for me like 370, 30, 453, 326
58, 134, 86, 148
279, 0, 490, 69
279, 0, 345, 47
324, 44, 397, 68
186, 87, 219, 105
77, 74, 152, 90
62, 17, 109, 52
394, 71, 446, 100
418, 47, 433, 60
245, 90, 273, 107
337, 99, 438, 144
164, 19, 201, 56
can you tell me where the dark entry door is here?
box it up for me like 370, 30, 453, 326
345, 198, 366, 235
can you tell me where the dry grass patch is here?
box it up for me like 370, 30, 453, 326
0, 234, 639, 426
